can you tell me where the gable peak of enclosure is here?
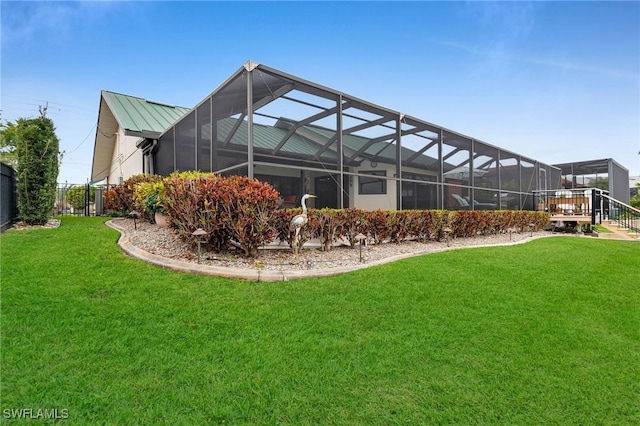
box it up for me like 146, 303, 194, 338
137, 60, 563, 210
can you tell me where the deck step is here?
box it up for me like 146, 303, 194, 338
595, 222, 639, 240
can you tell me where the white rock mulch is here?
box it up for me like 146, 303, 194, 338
110, 218, 553, 272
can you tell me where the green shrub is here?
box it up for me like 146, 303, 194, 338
12, 117, 60, 225
66, 185, 96, 210
132, 181, 166, 222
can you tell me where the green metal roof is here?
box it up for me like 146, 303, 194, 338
91, 91, 190, 182
102, 90, 190, 137
215, 117, 445, 169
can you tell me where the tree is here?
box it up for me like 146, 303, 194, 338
589, 176, 609, 191
631, 183, 640, 209
0, 121, 19, 167
66, 185, 96, 210
13, 116, 60, 224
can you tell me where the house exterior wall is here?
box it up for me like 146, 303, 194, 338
350, 164, 397, 210
106, 129, 143, 185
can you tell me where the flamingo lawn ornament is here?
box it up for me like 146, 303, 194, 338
290, 194, 316, 259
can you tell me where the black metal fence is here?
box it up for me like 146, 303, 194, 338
1, 163, 18, 231
1, 176, 114, 230
54, 183, 110, 217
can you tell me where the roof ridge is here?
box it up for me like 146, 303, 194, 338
101, 89, 189, 110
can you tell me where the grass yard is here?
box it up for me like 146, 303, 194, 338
592, 224, 613, 233
1, 216, 638, 424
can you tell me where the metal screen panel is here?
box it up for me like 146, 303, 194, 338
175, 110, 196, 171
610, 159, 630, 203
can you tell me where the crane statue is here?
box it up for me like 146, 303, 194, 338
290, 194, 316, 259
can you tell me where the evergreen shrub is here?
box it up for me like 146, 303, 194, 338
14, 117, 60, 225
66, 185, 96, 210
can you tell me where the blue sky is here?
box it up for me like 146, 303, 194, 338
2, 1, 639, 184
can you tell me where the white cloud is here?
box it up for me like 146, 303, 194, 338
439, 40, 640, 83
1, 1, 142, 46
463, 1, 537, 39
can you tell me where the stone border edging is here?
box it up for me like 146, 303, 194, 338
106, 220, 574, 281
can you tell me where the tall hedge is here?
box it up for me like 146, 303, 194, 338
14, 117, 60, 225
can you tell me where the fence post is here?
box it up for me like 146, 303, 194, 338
591, 189, 597, 225
85, 183, 90, 216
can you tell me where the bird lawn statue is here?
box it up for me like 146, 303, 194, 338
290, 194, 316, 259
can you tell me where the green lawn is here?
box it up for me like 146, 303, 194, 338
593, 224, 613, 233
1, 217, 638, 424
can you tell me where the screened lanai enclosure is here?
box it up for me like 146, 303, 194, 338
140, 61, 561, 211
552, 158, 630, 204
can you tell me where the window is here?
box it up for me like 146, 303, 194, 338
359, 170, 387, 194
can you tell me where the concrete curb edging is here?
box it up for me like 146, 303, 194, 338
106, 220, 579, 282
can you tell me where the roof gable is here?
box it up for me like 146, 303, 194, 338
101, 90, 190, 137
91, 91, 189, 182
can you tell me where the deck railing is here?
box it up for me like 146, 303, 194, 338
533, 189, 597, 217
533, 188, 640, 233
601, 193, 640, 234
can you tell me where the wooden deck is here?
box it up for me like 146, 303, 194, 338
549, 214, 592, 225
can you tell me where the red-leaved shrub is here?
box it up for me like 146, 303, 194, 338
365, 210, 392, 245
316, 208, 342, 251
162, 173, 280, 256
103, 174, 163, 214
216, 175, 280, 256
336, 208, 368, 248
